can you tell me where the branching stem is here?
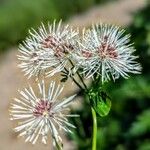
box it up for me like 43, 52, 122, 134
63, 67, 84, 90
69, 59, 88, 90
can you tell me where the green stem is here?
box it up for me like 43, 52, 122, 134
76, 71, 88, 90
71, 76, 84, 90
69, 59, 88, 90
64, 67, 84, 90
91, 107, 97, 150
56, 143, 62, 150
52, 136, 62, 150
54, 138, 62, 150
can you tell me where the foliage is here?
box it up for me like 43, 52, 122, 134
88, 83, 111, 117
70, 2, 150, 150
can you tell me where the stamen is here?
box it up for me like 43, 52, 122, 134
98, 35, 118, 59
33, 100, 52, 117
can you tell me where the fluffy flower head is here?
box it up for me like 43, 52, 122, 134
10, 80, 78, 146
18, 20, 78, 78
74, 23, 141, 82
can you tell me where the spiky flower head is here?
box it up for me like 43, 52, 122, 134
10, 80, 78, 147
18, 20, 78, 78
74, 23, 141, 82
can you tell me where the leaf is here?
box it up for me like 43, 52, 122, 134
60, 77, 67, 82
88, 88, 111, 117
93, 97, 111, 117
60, 71, 68, 82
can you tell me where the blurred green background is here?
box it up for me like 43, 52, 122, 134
0, 0, 113, 52
0, 0, 149, 150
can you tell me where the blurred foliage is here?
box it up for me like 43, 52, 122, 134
0, 0, 111, 52
70, 2, 150, 150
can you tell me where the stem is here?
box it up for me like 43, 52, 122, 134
71, 76, 84, 90
52, 136, 62, 150
64, 67, 84, 90
77, 71, 88, 90
69, 59, 88, 90
91, 107, 97, 150
56, 143, 62, 150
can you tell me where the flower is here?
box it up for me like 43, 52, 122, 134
9, 80, 78, 146
18, 44, 52, 78
74, 23, 141, 82
18, 20, 78, 78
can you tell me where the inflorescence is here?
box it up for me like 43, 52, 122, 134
10, 20, 141, 149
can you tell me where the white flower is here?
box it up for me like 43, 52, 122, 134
10, 80, 78, 146
18, 44, 52, 78
74, 23, 141, 82
18, 20, 78, 78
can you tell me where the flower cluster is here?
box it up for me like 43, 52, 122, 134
10, 20, 141, 149
10, 80, 78, 146
18, 21, 141, 82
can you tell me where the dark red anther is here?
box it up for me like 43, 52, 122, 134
82, 50, 92, 58
33, 100, 52, 117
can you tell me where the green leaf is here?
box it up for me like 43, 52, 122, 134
93, 97, 111, 117
88, 89, 112, 117
60, 77, 67, 82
